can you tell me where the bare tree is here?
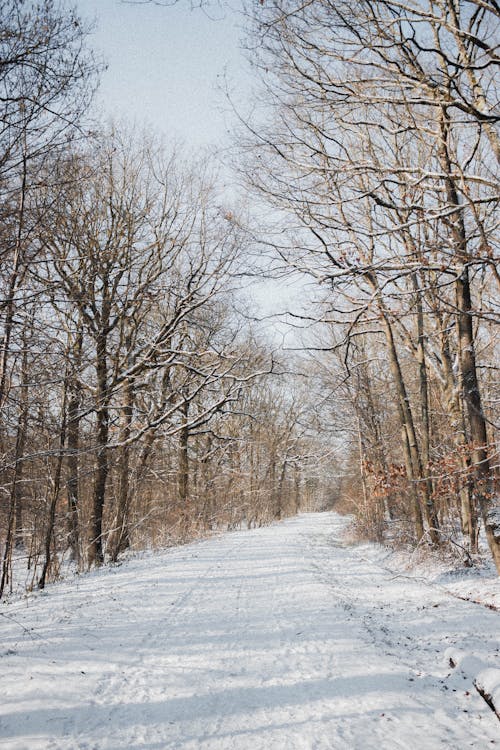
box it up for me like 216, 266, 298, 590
0, 0, 100, 595
0, 0, 100, 407
239, 0, 499, 566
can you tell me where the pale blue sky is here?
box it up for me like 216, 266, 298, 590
75, 0, 303, 330
77, 0, 248, 150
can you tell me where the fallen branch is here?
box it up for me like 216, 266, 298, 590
474, 669, 500, 721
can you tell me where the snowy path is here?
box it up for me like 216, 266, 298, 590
1, 513, 499, 749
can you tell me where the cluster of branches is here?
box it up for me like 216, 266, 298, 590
0, 0, 336, 597
241, 0, 500, 568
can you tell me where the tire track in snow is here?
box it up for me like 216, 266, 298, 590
69, 536, 250, 749
1, 513, 499, 750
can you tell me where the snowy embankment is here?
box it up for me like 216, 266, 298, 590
1, 513, 499, 750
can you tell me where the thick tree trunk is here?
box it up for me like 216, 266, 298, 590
109, 375, 134, 562
88, 330, 109, 567
456, 268, 500, 572
437, 109, 499, 571
439, 322, 478, 551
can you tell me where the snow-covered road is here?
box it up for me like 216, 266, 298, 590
1, 513, 499, 749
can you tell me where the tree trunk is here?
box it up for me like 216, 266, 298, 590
357, 413, 369, 513
413, 274, 440, 543
109, 374, 134, 562
88, 330, 109, 567
178, 394, 190, 534
269, 450, 278, 520
293, 463, 301, 514
14, 325, 30, 549
0, 329, 29, 599
438, 108, 499, 571
39, 373, 69, 589
66, 329, 82, 564
438, 321, 478, 551
456, 268, 500, 571
0, 149, 27, 411
276, 459, 287, 520
368, 276, 426, 542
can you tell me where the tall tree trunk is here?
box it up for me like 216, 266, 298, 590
275, 458, 286, 520
0, 324, 30, 599
293, 463, 301, 514
249, 424, 256, 526
66, 329, 82, 564
88, 330, 109, 567
39, 372, 69, 589
109, 373, 134, 562
0, 149, 27, 411
438, 108, 499, 571
14, 324, 30, 549
438, 321, 478, 551
357, 412, 369, 513
368, 277, 426, 542
355, 358, 393, 521
413, 274, 440, 542
269, 449, 278, 520
456, 268, 499, 571
201, 433, 214, 528
178, 393, 190, 534
382, 313, 425, 541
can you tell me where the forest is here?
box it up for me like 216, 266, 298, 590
0, 0, 499, 597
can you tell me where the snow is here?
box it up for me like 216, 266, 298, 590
1, 512, 499, 749
487, 507, 500, 537
444, 647, 500, 719
475, 669, 500, 719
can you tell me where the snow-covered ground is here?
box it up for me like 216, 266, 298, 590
1, 512, 499, 749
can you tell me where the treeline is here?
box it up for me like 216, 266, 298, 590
0, 1, 331, 596
1, 0, 499, 592
241, 0, 500, 568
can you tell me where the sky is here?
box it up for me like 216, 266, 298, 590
74, 0, 306, 336
77, 0, 249, 151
